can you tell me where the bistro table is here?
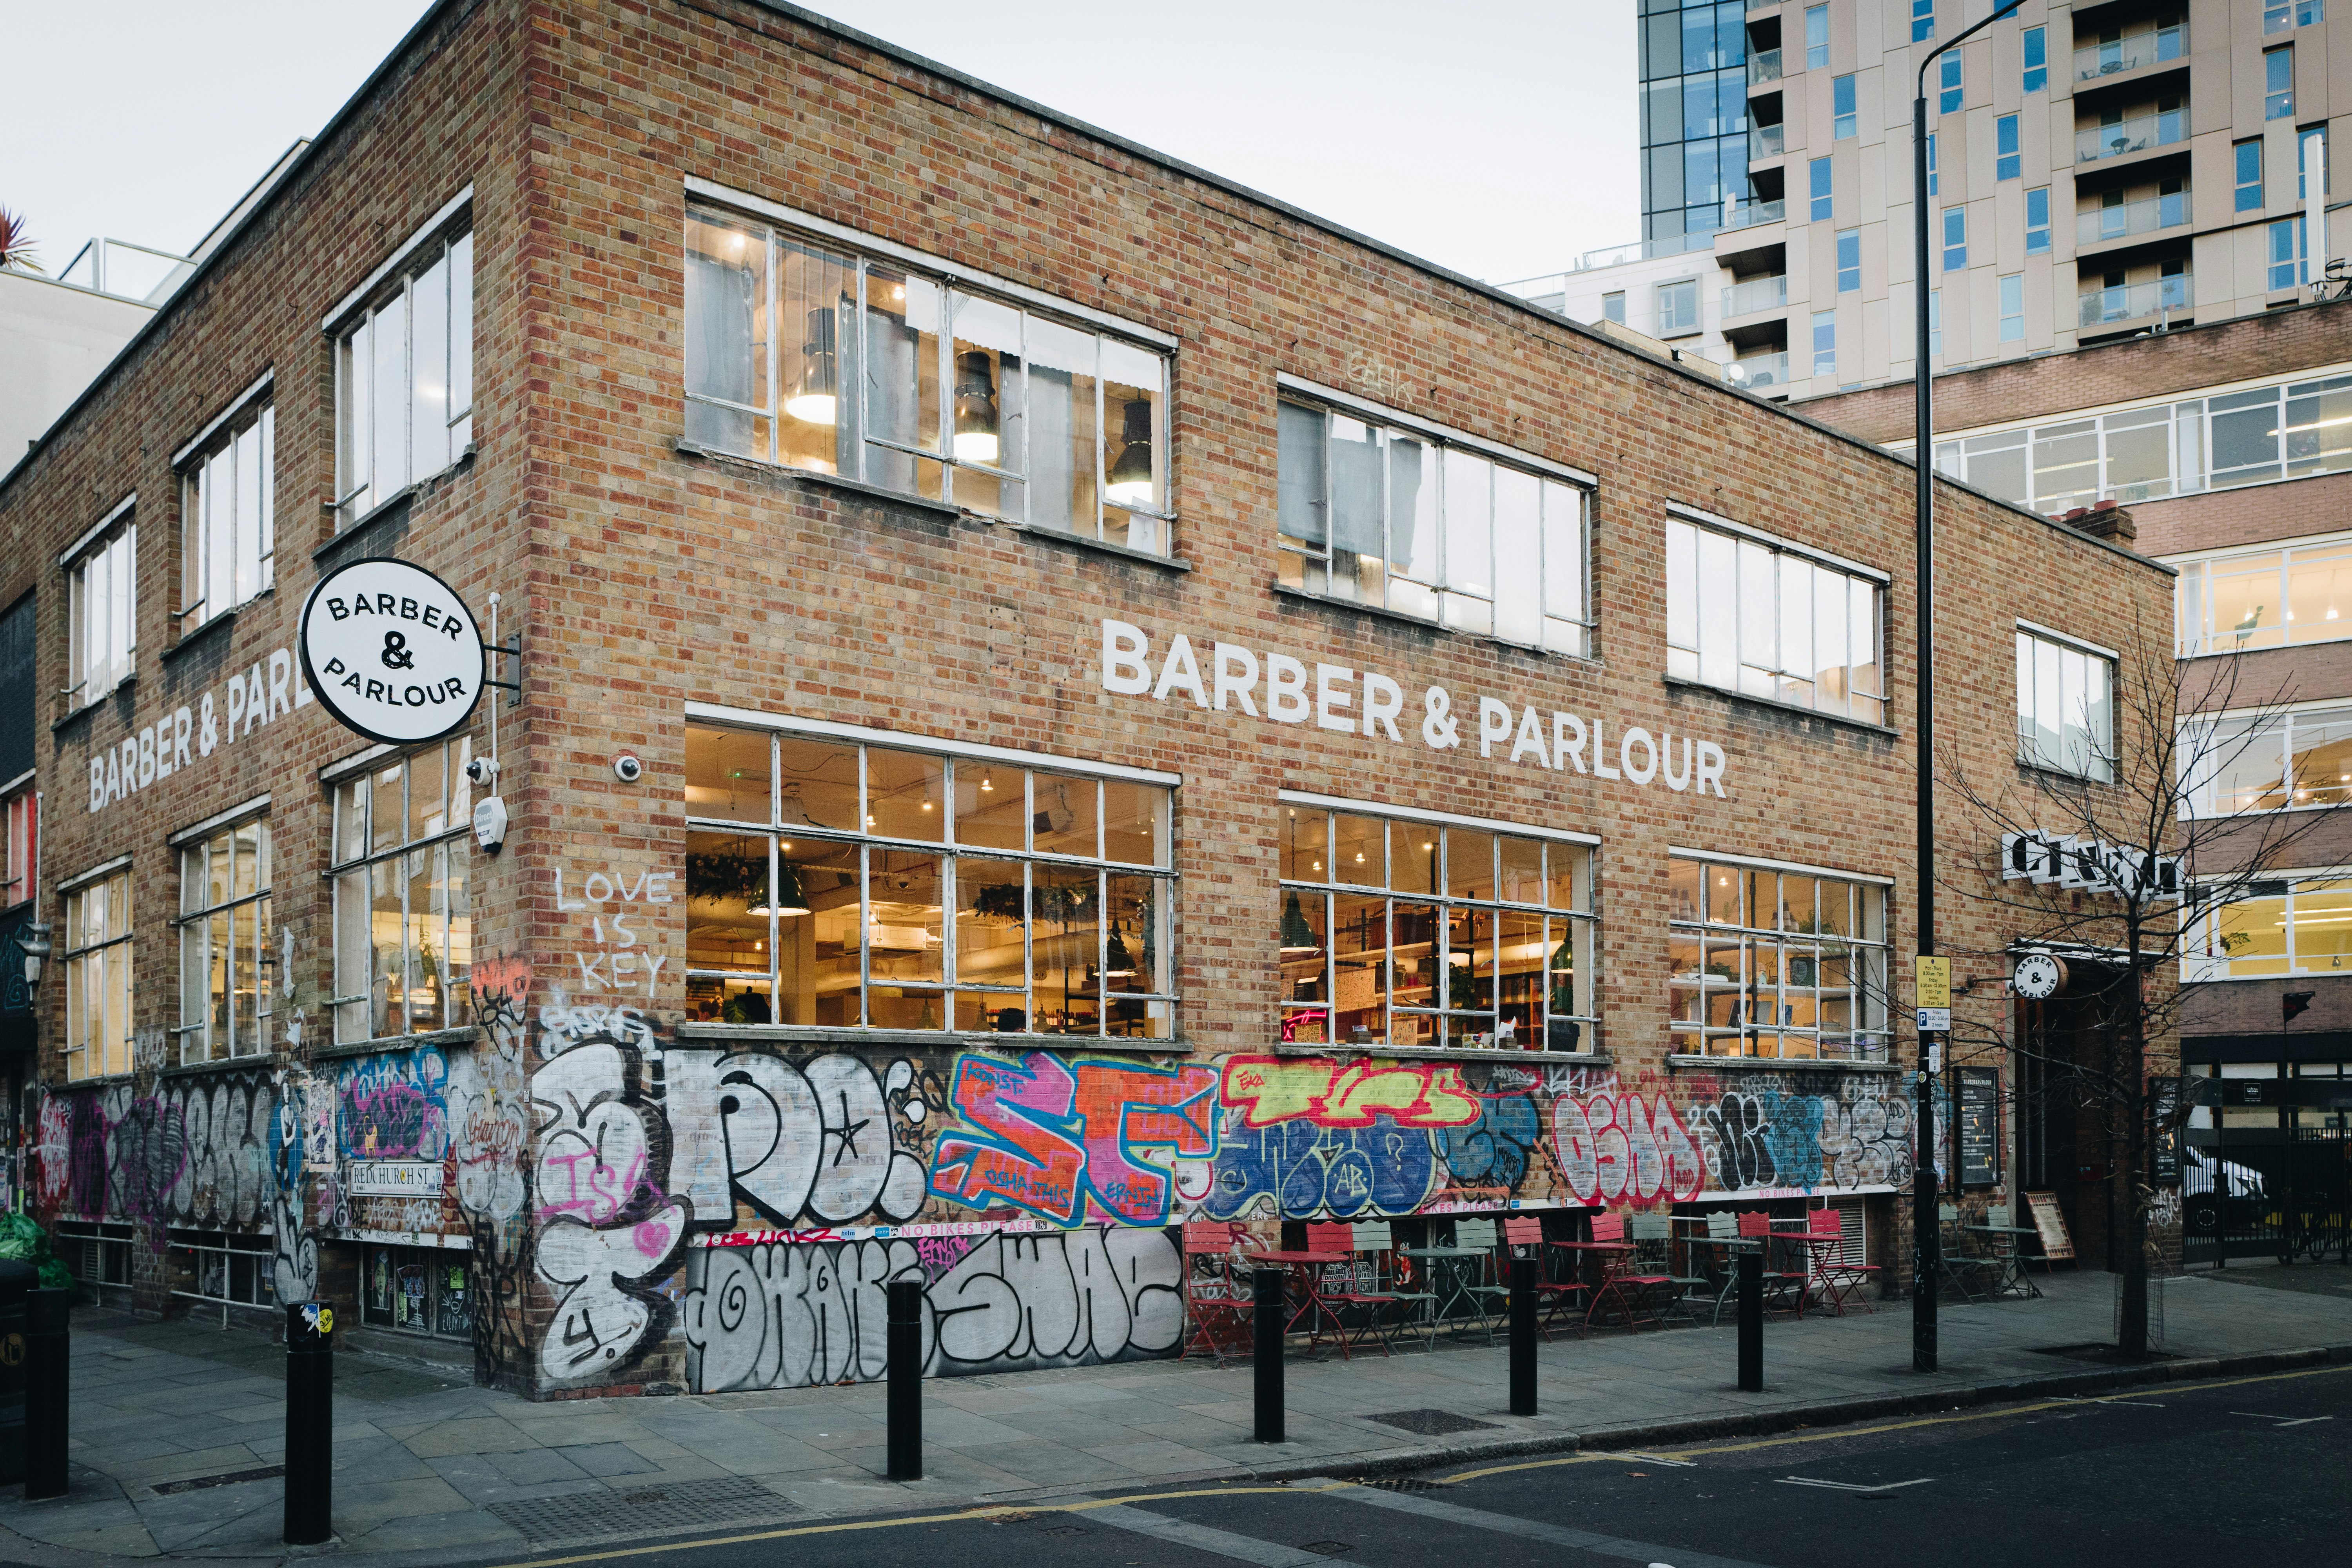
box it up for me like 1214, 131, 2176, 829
1777, 1228, 1859, 1315
1682, 1233, 1764, 1325
1244, 1249, 1353, 1346
1548, 1239, 1642, 1330
1397, 1245, 1495, 1342
1962, 1225, 2043, 1299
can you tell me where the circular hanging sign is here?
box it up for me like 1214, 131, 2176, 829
2013, 951, 2068, 1000
299, 557, 485, 746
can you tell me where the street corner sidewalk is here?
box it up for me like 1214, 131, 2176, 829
5, 1265, 2352, 1564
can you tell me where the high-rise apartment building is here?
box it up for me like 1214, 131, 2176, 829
1512, 0, 2341, 401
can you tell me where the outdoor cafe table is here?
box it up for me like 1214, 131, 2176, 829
1777, 1228, 1858, 1315
1397, 1245, 1493, 1338
1684, 1234, 1764, 1324
1244, 1250, 1352, 1340
1962, 1225, 2044, 1299
1547, 1239, 1640, 1328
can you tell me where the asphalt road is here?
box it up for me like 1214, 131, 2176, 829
468, 1362, 2352, 1568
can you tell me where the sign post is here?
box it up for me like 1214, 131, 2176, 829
1912, 953, 1952, 1372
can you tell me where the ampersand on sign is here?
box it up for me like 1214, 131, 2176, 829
380, 632, 415, 670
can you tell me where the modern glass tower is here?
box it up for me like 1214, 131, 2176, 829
1639, 0, 1761, 248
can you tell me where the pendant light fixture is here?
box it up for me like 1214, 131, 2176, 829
1279, 891, 1321, 955
953, 350, 1001, 463
1105, 398, 1154, 506
750, 856, 812, 917
785, 307, 840, 425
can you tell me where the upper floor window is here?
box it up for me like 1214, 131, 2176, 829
1278, 799, 1593, 1052
1938, 52, 1963, 115
2267, 45, 2296, 120
2022, 26, 2047, 92
2266, 0, 2325, 32
64, 867, 132, 1081
1667, 513, 1887, 724
1, 784, 34, 909
1912, 0, 1935, 42
1836, 229, 1861, 292
2185, 875, 2352, 980
178, 396, 273, 633
1833, 74, 1857, 138
334, 218, 474, 528
685, 722, 1175, 1037
2184, 703, 2352, 815
1276, 397, 1592, 657
1657, 277, 1701, 335
1927, 371, 2352, 515
1668, 855, 1889, 1060
1996, 114, 2021, 180
1999, 274, 2025, 342
66, 509, 135, 711
2016, 626, 2114, 781
2238, 140, 2266, 212
684, 205, 1173, 554
2026, 187, 2051, 253
1926, 133, 1938, 197
1806, 4, 1829, 69
178, 816, 271, 1063
1810, 157, 1833, 221
1942, 207, 1967, 271
2176, 535, 2352, 656
1602, 290, 1627, 325
330, 737, 474, 1044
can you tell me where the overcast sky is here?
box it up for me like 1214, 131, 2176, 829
2, 2, 1637, 288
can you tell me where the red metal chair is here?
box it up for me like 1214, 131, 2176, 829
1737, 1210, 1807, 1316
1304, 1221, 1369, 1356
1180, 1221, 1254, 1366
1803, 1208, 1880, 1314
1503, 1215, 1586, 1339
1584, 1212, 1674, 1332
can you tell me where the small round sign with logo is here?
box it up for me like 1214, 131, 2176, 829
299, 558, 485, 746
2013, 951, 2069, 1000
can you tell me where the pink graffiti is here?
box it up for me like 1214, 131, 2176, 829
634, 1218, 678, 1258
1552, 1093, 1706, 1207
538, 1145, 649, 1225
927, 1053, 1218, 1226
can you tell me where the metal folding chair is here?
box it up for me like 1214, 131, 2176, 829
1736, 1210, 1806, 1316
1630, 1212, 1709, 1323
1350, 1220, 1431, 1350
1801, 1207, 1879, 1313
1503, 1214, 1586, 1339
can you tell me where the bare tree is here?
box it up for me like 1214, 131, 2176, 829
1935, 613, 2347, 1358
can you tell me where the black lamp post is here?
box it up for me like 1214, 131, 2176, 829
1910, 0, 2027, 1376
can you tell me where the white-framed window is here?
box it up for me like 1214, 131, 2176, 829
684, 204, 1174, 554
1926, 369, 2352, 516
2183, 702, 2352, 815
66, 514, 135, 710
329, 737, 474, 1044
63, 867, 133, 1081
1276, 397, 1593, 656
2185, 873, 2352, 979
1667, 854, 1890, 1060
1276, 797, 1596, 1053
1667, 513, 1887, 723
685, 719, 1177, 1037
2, 784, 34, 908
176, 816, 272, 1063
2016, 626, 2115, 781
334, 221, 474, 528
178, 399, 274, 632
2175, 534, 2352, 655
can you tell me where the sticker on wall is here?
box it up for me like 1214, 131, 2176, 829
299, 557, 485, 746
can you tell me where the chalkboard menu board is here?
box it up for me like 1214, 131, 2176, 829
1958, 1067, 2000, 1189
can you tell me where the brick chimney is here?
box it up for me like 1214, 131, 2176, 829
2060, 499, 2136, 545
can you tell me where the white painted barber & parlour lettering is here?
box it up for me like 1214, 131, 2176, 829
1099, 619, 1728, 795
85, 646, 313, 814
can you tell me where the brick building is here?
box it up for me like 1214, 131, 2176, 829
1803, 296, 2352, 1258
0, 0, 2173, 1397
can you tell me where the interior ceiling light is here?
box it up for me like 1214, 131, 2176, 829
785, 306, 839, 425
751, 857, 812, 917
953, 350, 1000, 463
1105, 399, 1154, 506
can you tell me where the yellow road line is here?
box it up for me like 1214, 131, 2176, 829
482, 1481, 1349, 1568
1442, 1360, 2352, 1483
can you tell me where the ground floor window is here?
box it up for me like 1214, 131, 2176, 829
54, 1220, 134, 1297
170, 1230, 276, 1311
1276, 794, 1595, 1050
361, 1244, 471, 1336
1667, 854, 1890, 1060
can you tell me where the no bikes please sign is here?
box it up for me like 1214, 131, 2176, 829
298, 558, 485, 746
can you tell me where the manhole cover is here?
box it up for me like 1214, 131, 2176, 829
489, 1476, 799, 1543
1365, 1409, 1504, 1437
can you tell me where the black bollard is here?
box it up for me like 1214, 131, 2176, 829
23, 1289, 69, 1501
0, 1258, 32, 1488
1253, 1267, 1284, 1443
283, 1303, 334, 1546
1508, 1256, 1537, 1416
886, 1278, 922, 1481
1736, 1251, 1764, 1393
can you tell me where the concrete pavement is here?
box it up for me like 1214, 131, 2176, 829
4, 1263, 2350, 1564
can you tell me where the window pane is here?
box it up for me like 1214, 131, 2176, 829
1332, 893, 1389, 1041
954, 762, 1029, 851
1389, 434, 1438, 619
1542, 481, 1584, 629
1031, 773, 1098, 858
2209, 549, 2286, 648
1101, 780, 1169, 866
1392, 823, 1438, 895
1033, 863, 1099, 1034
448, 232, 473, 423
1667, 517, 1698, 653
1276, 401, 1327, 557
777, 737, 861, 832
1778, 557, 1814, 707
1029, 317, 1100, 536
951, 857, 1027, 999
686, 724, 771, 822
1698, 526, 1737, 687
866, 746, 946, 843
412, 252, 451, 478
372, 291, 408, 502
1493, 465, 1542, 645
1737, 539, 1775, 691
865, 265, 942, 457
1498, 835, 1544, 906
1328, 417, 1383, 605
949, 290, 1023, 512
1334, 813, 1386, 887
2290, 710, 2352, 806
1445, 829, 1496, 900
1548, 843, 1588, 912
1282, 804, 1330, 883
774, 237, 857, 475
686, 213, 767, 459
2103, 406, 2172, 502
1101, 338, 1165, 550
1496, 907, 1543, 1046
1442, 448, 1493, 632
2287, 544, 2352, 641
1849, 581, 1881, 717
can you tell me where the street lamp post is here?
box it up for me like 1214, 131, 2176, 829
1911, 0, 2027, 1376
